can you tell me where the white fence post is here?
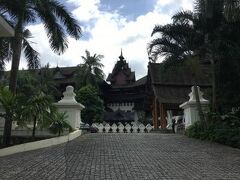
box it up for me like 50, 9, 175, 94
105, 123, 110, 133
111, 123, 117, 133
125, 124, 131, 133
146, 124, 153, 133
98, 124, 104, 133
118, 123, 124, 133
139, 124, 145, 133
132, 124, 138, 133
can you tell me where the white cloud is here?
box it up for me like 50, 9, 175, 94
8, 0, 193, 79
68, 0, 100, 21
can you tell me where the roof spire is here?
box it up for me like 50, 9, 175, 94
119, 48, 124, 61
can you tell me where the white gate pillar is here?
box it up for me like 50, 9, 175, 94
180, 86, 209, 128
54, 86, 85, 130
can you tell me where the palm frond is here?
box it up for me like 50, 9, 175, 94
43, 0, 81, 39
0, 38, 12, 67
172, 10, 194, 24
33, 1, 68, 53
22, 38, 40, 69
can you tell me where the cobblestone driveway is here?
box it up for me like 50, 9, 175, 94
0, 133, 240, 180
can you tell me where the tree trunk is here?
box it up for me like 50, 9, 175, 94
32, 117, 37, 140
204, 34, 217, 112
210, 59, 216, 112
3, 19, 23, 145
2, 114, 12, 146
9, 31, 23, 94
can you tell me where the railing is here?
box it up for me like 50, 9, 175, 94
92, 123, 153, 133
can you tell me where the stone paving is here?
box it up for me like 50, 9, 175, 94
0, 133, 240, 180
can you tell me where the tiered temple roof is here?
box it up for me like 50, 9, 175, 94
106, 50, 135, 86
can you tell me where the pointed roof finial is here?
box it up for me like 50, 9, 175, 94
119, 48, 124, 61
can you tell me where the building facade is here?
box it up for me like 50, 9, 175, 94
101, 51, 149, 124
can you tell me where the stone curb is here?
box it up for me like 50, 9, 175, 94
0, 130, 81, 157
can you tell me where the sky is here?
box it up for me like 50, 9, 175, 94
11, 0, 193, 79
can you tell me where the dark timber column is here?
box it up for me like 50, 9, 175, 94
159, 103, 167, 129
153, 98, 158, 129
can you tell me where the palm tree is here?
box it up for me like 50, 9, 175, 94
148, 13, 203, 63
0, 0, 81, 145
49, 112, 72, 136
77, 50, 104, 88
0, 28, 39, 71
37, 64, 60, 98
0, 0, 81, 92
0, 87, 18, 145
148, 11, 208, 124
149, 0, 240, 113
21, 93, 54, 139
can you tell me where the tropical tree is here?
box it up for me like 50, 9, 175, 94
0, 0, 81, 145
21, 93, 54, 139
49, 112, 72, 136
148, 0, 240, 113
0, 87, 19, 145
16, 70, 38, 97
76, 85, 104, 125
0, 28, 39, 71
148, 10, 207, 124
76, 50, 104, 88
37, 64, 60, 99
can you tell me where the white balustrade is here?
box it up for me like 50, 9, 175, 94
111, 123, 117, 133
96, 123, 154, 133
139, 124, 145, 133
146, 124, 153, 133
92, 123, 99, 128
105, 123, 111, 133
98, 124, 104, 133
132, 124, 138, 133
125, 123, 131, 133
118, 124, 124, 133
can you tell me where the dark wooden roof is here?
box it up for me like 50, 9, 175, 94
111, 76, 147, 88
148, 62, 211, 104
53, 66, 78, 78
149, 63, 211, 86
106, 53, 136, 85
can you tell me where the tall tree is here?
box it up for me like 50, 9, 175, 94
148, 0, 240, 113
76, 85, 104, 125
0, 28, 39, 71
148, 11, 207, 124
77, 50, 104, 88
0, 0, 81, 145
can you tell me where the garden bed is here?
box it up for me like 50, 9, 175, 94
0, 136, 52, 149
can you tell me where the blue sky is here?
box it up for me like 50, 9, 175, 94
15, 0, 193, 79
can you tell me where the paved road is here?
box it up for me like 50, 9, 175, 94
0, 134, 240, 180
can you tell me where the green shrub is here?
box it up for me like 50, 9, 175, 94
76, 85, 104, 125
185, 111, 240, 148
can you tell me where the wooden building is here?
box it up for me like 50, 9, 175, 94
101, 51, 149, 124
148, 62, 211, 129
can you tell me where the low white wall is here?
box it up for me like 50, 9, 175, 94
0, 130, 81, 157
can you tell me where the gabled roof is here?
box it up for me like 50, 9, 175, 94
148, 62, 211, 104
149, 63, 211, 86
53, 66, 78, 77
111, 76, 147, 88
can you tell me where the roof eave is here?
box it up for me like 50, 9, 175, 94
0, 16, 14, 37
